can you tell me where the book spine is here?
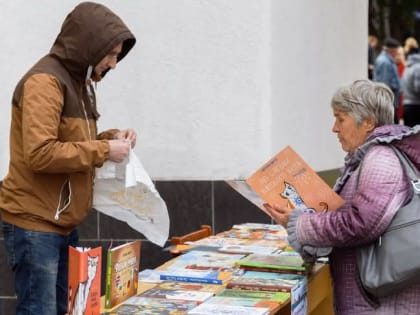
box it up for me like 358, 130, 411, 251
239, 266, 306, 275
159, 274, 222, 285
104, 250, 113, 309
225, 283, 290, 292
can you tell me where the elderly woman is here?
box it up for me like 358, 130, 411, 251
265, 80, 420, 314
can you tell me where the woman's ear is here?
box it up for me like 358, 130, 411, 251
363, 118, 376, 133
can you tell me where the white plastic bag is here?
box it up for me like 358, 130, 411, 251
93, 149, 169, 247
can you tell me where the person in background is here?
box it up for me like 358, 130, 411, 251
403, 36, 419, 57
265, 80, 420, 315
402, 51, 420, 127
394, 46, 406, 123
0, 2, 136, 315
368, 35, 378, 79
373, 37, 401, 123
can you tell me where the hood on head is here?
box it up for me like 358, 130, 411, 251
49, 1, 136, 82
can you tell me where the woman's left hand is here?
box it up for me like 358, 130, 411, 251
114, 128, 137, 148
263, 203, 293, 227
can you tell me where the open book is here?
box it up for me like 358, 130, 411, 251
229, 146, 344, 215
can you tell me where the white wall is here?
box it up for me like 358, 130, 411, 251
0, 0, 367, 180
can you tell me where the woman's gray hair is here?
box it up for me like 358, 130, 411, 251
331, 80, 394, 126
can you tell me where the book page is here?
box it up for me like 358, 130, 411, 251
246, 146, 344, 212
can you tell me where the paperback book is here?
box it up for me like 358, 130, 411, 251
217, 288, 290, 303
104, 240, 141, 309
236, 252, 308, 273
187, 303, 270, 315
139, 287, 214, 303
226, 274, 304, 292
155, 281, 223, 295
110, 296, 198, 314
68, 246, 102, 315
203, 295, 281, 313
246, 145, 345, 212
159, 268, 233, 285
167, 250, 245, 271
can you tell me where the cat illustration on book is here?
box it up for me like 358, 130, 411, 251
281, 181, 328, 211
68, 254, 100, 315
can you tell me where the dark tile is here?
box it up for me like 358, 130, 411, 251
0, 240, 15, 296
317, 168, 341, 188
78, 209, 99, 240
155, 181, 212, 237
0, 298, 17, 315
98, 212, 146, 239
213, 181, 271, 233
140, 240, 173, 271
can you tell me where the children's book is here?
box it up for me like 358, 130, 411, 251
159, 268, 233, 285
291, 276, 308, 315
155, 281, 223, 295
68, 246, 102, 315
104, 240, 141, 309
226, 272, 305, 292
203, 295, 281, 313
217, 288, 290, 303
187, 303, 270, 315
111, 296, 198, 314
246, 145, 345, 212
139, 287, 214, 303
166, 250, 245, 271
217, 244, 281, 255
236, 252, 307, 273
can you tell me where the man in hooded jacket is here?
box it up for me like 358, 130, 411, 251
0, 2, 137, 314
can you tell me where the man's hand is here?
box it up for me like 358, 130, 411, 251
114, 128, 137, 148
108, 139, 130, 163
263, 203, 293, 227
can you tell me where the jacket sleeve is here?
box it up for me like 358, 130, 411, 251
294, 146, 408, 248
374, 58, 400, 92
97, 129, 120, 140
22, 73, 110, 173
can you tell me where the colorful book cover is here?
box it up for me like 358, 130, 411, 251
139, 287, 214, 303
204, 296, 281, 313
246, 145, 344, 212
105, 240, 141, 309
217, 244, 281, 255
226, 277, 302, 292
238, 265, 307, 275
155, 281, 223, 295
187, 303, 269, 315
111, 296, 198, 314
159, 268, 232, 285
217, 288, 290, 303
236, 253, 307, 272
68, 246, 102, 315
241, 270, 305, 281
291, 276, 308, 315
167, 250, 245, 271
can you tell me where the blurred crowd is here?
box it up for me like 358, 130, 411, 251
368, 35, 420, 127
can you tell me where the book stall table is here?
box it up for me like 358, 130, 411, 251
100, 224, 334, 315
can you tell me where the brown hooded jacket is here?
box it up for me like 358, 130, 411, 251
0, 2, 136, 235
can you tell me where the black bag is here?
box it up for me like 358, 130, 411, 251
356, 145, 420, 297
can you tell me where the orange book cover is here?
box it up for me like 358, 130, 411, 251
104, 240, 141, 309
67, 246, 102, 315
247, 146, 344, 212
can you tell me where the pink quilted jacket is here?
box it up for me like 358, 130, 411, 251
292, 125, 420, 315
